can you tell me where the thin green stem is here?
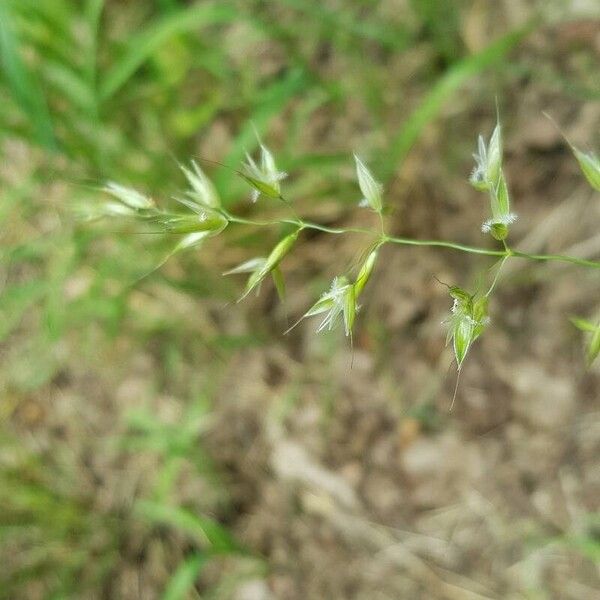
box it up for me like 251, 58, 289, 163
222, 211, 600, 270
511, 250, 600, 270
295, 220, 373, 236
224, 211, 374, 236
383, 235, 506, 257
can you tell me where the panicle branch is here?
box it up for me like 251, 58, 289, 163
84, 121, 600, 372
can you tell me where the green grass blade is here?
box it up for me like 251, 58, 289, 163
380, 25, 534, 181
277, 0, 412, 51
0, 2, 56, 149
0, 280, 47, 342
409, 0, 461, 62
162, 553, 206, 600
155, 0, 180, 14
44, 60, 96, 114
84, 0, 105, 85
135, 500, 240, 553
99, 3, 236, 101
136, 501, 211, 546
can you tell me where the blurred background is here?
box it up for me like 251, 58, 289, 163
1, 1, 600, 598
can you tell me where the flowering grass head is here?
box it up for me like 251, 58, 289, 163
294, 245, 380, 337
354, 155, 383, 213
225, 229, 299, 301
179, 160, 221, 210
240, 143, 287, 202
571, 147, 600, 193
469, 123, 502, 192
84, 116, 600, 394
570, 316, 600, 366
299, 276, 356, 336
445, 286, 489, 370
86, 173, 229, 257
470, 120, 516, 241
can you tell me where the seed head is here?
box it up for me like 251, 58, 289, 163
445, 287, 489, 369
570, 316, 600, 366
151, 208, 227, 235
240, 144, 287, 202
225, 230, 299, 300
179, 160, 221, 209
103, 182, 155, 210
354, 154, 383, 213
293, 246, 379, 337
301, 276, 356, 335
354, 248, 379, 297
469, 120, 517, 240
572, 147, 600, 192
469, 124, 502, 192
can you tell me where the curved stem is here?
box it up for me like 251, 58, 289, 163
222, 211, 600, 270
294, 220, 373, 236
383, 235, 506, 257
511, 250, 600, 270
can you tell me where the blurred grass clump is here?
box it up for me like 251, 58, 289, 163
2, 0, 599, 598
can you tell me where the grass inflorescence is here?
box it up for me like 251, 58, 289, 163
89, 121, 600, 374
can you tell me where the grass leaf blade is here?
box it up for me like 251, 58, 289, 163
0, 2, 56, 149
161, 553, 206, 600
381, 25, 533, 180
100, 4, 236, 101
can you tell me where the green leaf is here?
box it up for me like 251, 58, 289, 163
0, 1, 56, 149
275, 0, 413, 51
0, 280, 47, 342
214, 68, 307, 200
100, 4, 236, 100
136, 500, 210, 545
381, 26, 532, 180
559, 534, 600, 562
161, 553, 206, 600
44, 59, 96, 114
135, 500, 240, 553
